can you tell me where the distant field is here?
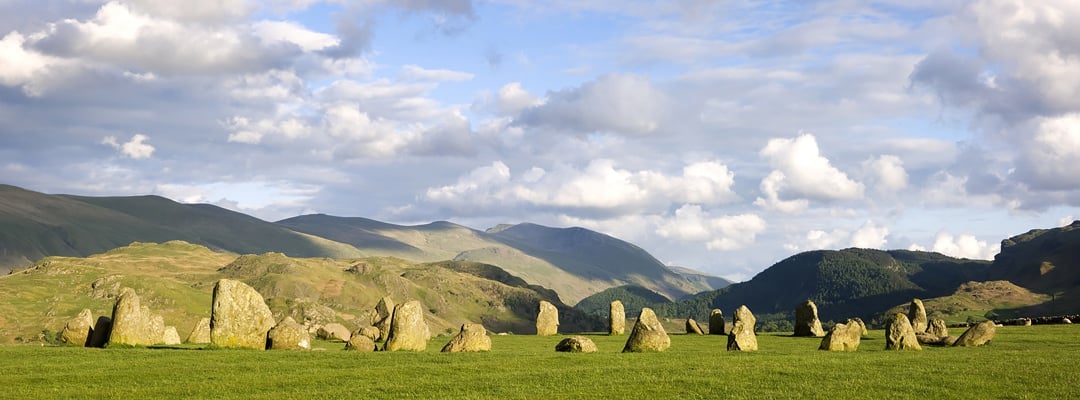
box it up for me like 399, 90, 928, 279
1, 325, 1076, 399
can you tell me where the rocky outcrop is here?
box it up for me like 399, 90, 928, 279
793, 300, 825, 337
609, 300, 625, 335
885, 313, 921, 350
267, 317, 311, 350
953, 320, 996, 347
383, 300, 429, 352
818, 319, 861, 351
59, 309, 94, 346
708, 309, 725, 335
210, 279, 275, 350
556, 336, 598, 353
622, 308, 670, 352
686, 318, 704, 335
908, 299, 928, 333
441, 323, 491, 353
727, 305, 757, 351
186, 317, 211, 344
536, 300, 559, 336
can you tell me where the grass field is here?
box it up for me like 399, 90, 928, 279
1, 325, 1076, 399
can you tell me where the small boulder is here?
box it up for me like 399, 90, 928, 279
210, 279, 275, 350
186, 317, 211, 344
927, 318, 949, 337
686, 318, 704, 335
383, 300, 429, 352
267, 317, 311, 350
885, 313, 921, 350
708, 309, 725, 335
441, 323, 491, 352
317, 323, 352, 342
556, 336, 598, 353
793, 300, 825, 337
908, 299, 928, 333
609, 300, 625, 335
374, 296, 395, 341
727, 305, 758, 351
818, 319, 861, 351
59, 309, 94, 347
162, 326, 182, 345
622, 308, 670, 352
536, 300, 559, 336
345, 335, 376, 352
953, 320, 996, 347
354, 325, 381, 342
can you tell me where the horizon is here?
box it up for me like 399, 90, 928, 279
2, 1, 1079, 281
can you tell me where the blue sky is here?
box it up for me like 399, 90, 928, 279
2, 0, 1079, 281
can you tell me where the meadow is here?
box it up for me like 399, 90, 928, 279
1, 325, 1076, 399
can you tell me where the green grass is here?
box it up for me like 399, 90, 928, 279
1, 325, 1076, 399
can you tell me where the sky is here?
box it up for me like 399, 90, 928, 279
2, 0, 1079, 281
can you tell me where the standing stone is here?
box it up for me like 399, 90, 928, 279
383, 300, 429, 352
686, 318, 704, 335
928, 318, 949, 338
108, 288, 165, 346
953, 320, 996, 347
536, 300, 559, 336
727, 305, 758, 351
186, 317, 211, 344
609, 300, 625, 335
374, 296, 395, 342
316, 323, 351, 342
267, 317, 311, 350
885, 313, 922, 350
818, 319, 861, 351
210, 279, 275, 350
850, 317, 868, 337
441, 323, 491, 352
623, 308, 670, 352
88, 316, 112, 348
708, 309, 725, 335
556, 336, 598, 353
908, 299, 928, 333
162, 326, 182, 345
793, 300, 825, 337
354, 325, 382, 342
345, 335, 376, 352
59, 309, 94, 346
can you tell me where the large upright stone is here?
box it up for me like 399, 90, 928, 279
108, 288, 165, 346
850, 317, 868, 337
267, 317, 311, 350
793, 300, 825, 337
536, 300, 559, 336
727, 305, 758, 351
374, 296, 395, 341
59, 309, 94, 346
928, 318, 949, 337
818, 319, 861, 351
186, 317, 211, 344
686, 318, 704, 335
441, 323, 491, 352
383, 300, 429, 352
708, 309, 725, 335
609, 300, 625, 335
953, 320, 996, 347
555, 336, 598, 353
885, 313, 922, 350
908, 299, 928, 333
622, 308, 670, 352
210, 279, 275, 350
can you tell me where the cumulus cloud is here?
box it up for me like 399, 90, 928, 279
655, 204, 766, 251
862, 154, 909, 194
928, 231, 999, 260
516, 73, 666, 135
754, 133, 863, 212
784, 220, 889, 252
252, 20, 339, 52
0, 32, 65, 95
102, 133, 155, 159
401, 65, 474, 82
850, 220, 889, 249
1019, 113, 1080, 190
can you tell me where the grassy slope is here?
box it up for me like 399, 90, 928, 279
0, 325, 1076, 399
0, 242, 600, 343
883, 280, 1052, 325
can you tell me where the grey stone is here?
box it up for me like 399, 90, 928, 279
793, 299, 825, 337
727, 305, 758, 351
622, 308, 670, 352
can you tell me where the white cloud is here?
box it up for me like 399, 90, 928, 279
929, 231, 999, 260
754, 171, 810, 214
784, 220, 889, 252
496, 82, 540, 116
516, 73, 666, 135
757, 133, 864, 202
103, 133, 155, 159
1020, 113, 1080, 190
0, 32, 64, 96
850, 220, 889, 248
655, 204, 766, 251
123, 0, 252, 23
1059, 216, 1076, 227
252, 20, 339, 52
862, 154, 908, 194
401, 65, 474, 82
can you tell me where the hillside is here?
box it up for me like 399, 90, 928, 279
0, 241, 601, 343
882, 280, 1051, 325
0, 185, 363, 273
655, 248, 991, 324
574, 285, 672, 318
278, 215, 718, 303
990, 221, 1080, 292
